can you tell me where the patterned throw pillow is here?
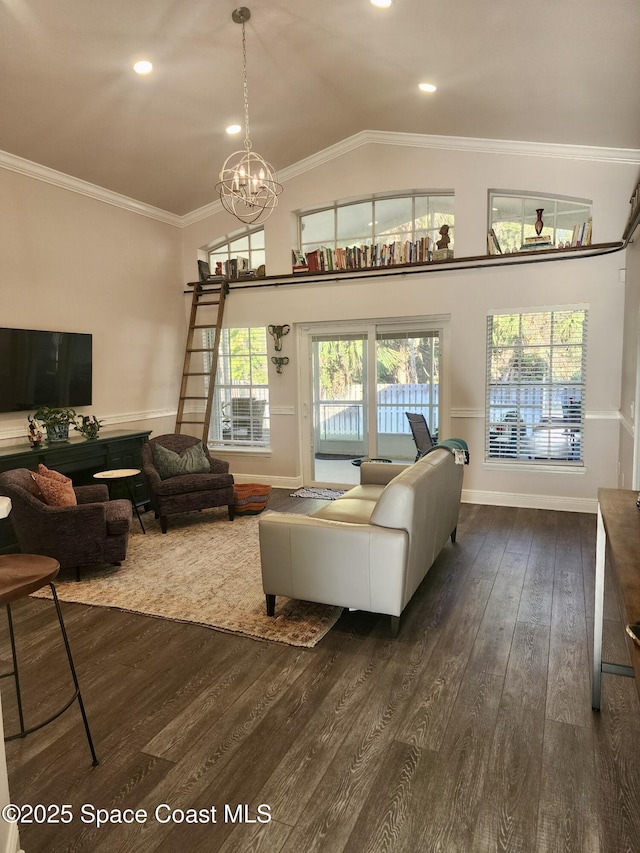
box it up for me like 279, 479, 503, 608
152, 442, 211, 480
31, 471, 77, 506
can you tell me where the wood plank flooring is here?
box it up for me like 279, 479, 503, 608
2, 494, 640, 853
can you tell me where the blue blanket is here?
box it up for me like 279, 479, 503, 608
421, 438, 469, 465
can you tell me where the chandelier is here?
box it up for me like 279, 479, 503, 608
216, 7, 282, 224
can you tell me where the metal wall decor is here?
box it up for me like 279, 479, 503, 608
271, 357, 289, 374
216, 8, 283, 224
268, 324, 290, 351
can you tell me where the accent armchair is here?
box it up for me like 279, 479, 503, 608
0, 468, 132, 579
141, 434, 235, 533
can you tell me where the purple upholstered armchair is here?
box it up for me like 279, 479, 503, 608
0, 468, 132, 580
141, 434, 235, 533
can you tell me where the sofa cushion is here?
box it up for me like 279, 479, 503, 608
152, 441, 211, 480
311, 497, 378, 525
337, 483, 386, 502
155, 472, 234, 496
31, 471, 77, 507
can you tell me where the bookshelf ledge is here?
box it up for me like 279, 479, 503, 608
185, 242, 624, 292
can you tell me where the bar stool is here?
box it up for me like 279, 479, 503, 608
0, 498, 98, 766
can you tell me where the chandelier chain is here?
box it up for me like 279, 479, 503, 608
241, 18, 251, 151
216, 6, 282, 224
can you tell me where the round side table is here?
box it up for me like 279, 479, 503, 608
93, 468, 146, 534
0, 497, 11, 520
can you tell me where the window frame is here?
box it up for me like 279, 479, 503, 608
207, 227, 265, 277
489, 191, 592, 254
485, 307, 588, 467
204, 326, 270, 450
298, 192, 455, 261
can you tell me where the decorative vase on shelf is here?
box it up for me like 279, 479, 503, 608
534, 209, 544, 236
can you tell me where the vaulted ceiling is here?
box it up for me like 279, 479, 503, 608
1, 0, 638, 216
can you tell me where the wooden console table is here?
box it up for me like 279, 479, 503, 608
0, 429, 151, 553
592, 488, 640, 710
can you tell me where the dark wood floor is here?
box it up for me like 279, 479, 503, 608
3, 493, 640, 853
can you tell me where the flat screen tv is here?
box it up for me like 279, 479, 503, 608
0, 327, 92, 413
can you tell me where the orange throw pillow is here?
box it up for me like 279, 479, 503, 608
37, 464, 71, 484
31, 472, 77, 507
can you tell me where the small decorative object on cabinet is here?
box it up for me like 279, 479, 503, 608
268, 324, 290, 352
74, 415, 103, 440
27, 417, 43, 448
535, 209, 544, 236
31, 406, 77, 443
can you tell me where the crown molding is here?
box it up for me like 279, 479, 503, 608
4, 131, 639, 231
355, 131, 640, 165
181, 131, 640, 227
0, 148, 181, 226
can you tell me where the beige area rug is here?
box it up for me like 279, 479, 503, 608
32, 509, 342, 648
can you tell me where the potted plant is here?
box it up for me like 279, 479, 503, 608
31, 406, 77, 443
74, 415, 103, 440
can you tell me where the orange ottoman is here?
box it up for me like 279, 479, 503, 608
233, 483, 272, 515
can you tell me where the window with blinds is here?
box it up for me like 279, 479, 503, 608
486, 309, 587, 464
204, 327, 270, 448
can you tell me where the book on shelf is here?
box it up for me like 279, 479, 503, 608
487, 229, 502, 255
302, 236, 436, 274
224, 256, 250, 280
524, 234, 552, 244
571, 219, 592, 247
520, 242, 553, 251
432, 248, 454, 261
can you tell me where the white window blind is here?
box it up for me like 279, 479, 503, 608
486, 309, 587, 464
204, 327, 270, 448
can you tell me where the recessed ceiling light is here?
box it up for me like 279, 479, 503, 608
226, 124, 242, 135
418, 82, 437, 93
371, 0, 392, 7
133, 60, 153, 75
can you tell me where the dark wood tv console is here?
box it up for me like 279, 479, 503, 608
0, 428, 151, 553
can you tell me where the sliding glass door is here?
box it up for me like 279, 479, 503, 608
303, 320, 445, 487
312, 334, 368, 461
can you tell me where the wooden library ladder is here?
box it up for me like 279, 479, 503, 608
175, 280, 229, 442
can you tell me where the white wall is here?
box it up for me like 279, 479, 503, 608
0, 167, 184, 446
181, 138, 638, 510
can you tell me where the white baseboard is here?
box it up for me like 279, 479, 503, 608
3, 823, 22, 853
462, 488, 597, 514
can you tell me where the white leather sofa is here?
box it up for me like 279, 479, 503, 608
259, 447, 464, 635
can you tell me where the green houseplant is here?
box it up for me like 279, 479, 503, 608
74, 415, 103, 440
31, 406, 77, 443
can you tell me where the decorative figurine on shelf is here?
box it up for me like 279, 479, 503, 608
74, 415, 103, 440
215, 261, 223, 276
436, 224, 450, 250
27, 416, 43, 448
535, 209, 544, 236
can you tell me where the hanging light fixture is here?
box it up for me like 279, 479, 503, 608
217, 7, 282, 224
